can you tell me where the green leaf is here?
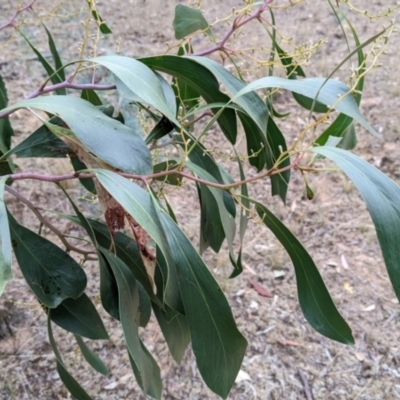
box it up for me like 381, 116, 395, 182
153, 160, 182, 186
93, 225, 157, 308
271, 34, 328, 113
75, 335, 109, 376
0, 117, 70, 160
234, 77, 379, 137
0, 74, 14, 175
315, 16, 365, 145
185, 161, 236, 259
115, 71, 177, 118
99, 248, 161, 397
198, 183, 226, 254
94, 170, 181, 312
81, 89, 102, 106
91, 9, 112, 34
43, 24, 65, 81
238, 112, 267, 171
98, 251, 120, 321
174, 47, 200, 114
255, 202, 354, 344
0, 96, 152, 174
145, 116, 175, 144
267, 117, 290, 202
0, 178, 12, 297
18, 30, 66, 95
310, 146, 400, 303
69, 155, 96, 194
47, 316, 93, 400
173, 5, 212, 39
237, 111, 290, 201
128, 345, 162, 400
230, 155, 248, 278
157, 207, 247, 399
188, 56, 268, 134
66, 214, 158, 307
8, 212, 87, 308
90, 56, 176, 123
153, 303, 190, 364
56, 191, 120, 321
141, 55, 237, 144
338, 122, 357, 150
49, 293, 109, 340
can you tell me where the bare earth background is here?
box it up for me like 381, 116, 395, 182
1, 1, 400, 399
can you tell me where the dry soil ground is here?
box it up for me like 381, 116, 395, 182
1, 1, 400, 399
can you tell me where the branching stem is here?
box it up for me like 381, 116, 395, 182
193, 0, 273, 57
0, 0, 37, 31
6, 158, 298, 190
5, 185, 97, 260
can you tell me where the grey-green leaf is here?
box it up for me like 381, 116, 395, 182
94, 170, 181, 312
90, 56, 177, 123
234, 77, 379, 137
153, 303, 190, 364
0, 178, 12, 297
188, 56, 268, 133
0, 96, 152, 174
47, 317, 93, 400
157, 207, 247, 399
8, 212, 87, 308
311, 146, 400, 303
185, 161, 236, 260
173, 5, 212, 39
140, 56, 237, 144
50, 293, 109, 340
18, 29, 66, 95
99, 248, 161, 398
255, 202, 354, 344
75, 335, 109, 376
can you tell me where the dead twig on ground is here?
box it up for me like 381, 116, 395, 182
297, 369, 314, 400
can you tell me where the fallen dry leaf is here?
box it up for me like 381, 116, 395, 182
235, 369, 251, 383
343, 281, 354, 294
249, 279, 273, 298
340, 254, 349, 270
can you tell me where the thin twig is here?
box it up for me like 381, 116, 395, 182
0, 81, 117, 119
5, 185, 97, 260
297, 369, 314, 400
193, 0, 273, 57
6, 159, 297, 190
149, 138, 176, 151
0, 0, 37, 31
182, 111, 213, 127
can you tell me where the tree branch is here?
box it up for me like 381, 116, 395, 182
5, 185, 97, 260
193, 0, 273, 57
6, 158, 297, 190
0, 81, 117, 119
0, 0, 37, 31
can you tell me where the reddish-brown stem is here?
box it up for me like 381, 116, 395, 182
6, 160, 297, 190
193, 0, 273, 57
0, 0, 37, 31
0, 82, 117, 120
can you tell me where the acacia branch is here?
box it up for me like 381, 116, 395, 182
6, 159, 297, 190
0, 81, 117, 120
193, 0, 273, 57
5, 185, 97, 260
0, 0, 37, 31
